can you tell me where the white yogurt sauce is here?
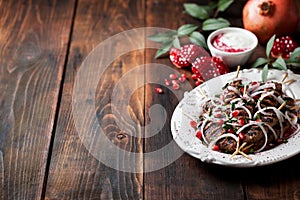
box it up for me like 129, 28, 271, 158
213, 32, 253, 52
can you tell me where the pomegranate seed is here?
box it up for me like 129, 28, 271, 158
238, 118, 245, 126
195, 80, 202, 86
231, 110, 240, 117
228, 129, 234, 133
271, 36, 298, 59
164, 79, 171, 86
178, 76, 186, 83
240, 87, 244, 93
253, 95, 259, 100
169, 73, 177, 79
172, 79, 179, 85
251, 81, 258, 86
154, 87, 163, 94
239, 132, 245, 140
190, 120, 197, 129
172, 83, 179, 90
178, 74, 187, 82
191, 74, 198, 80
212, 144, 220, 151
195, 130, 202, 140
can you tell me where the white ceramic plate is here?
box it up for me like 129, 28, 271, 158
171, 68, 300, 167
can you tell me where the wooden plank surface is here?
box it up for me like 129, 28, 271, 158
0, 0, 300, 199
242, 155, 300, 200
0, 0, 75, 199
44, 0, 145, 199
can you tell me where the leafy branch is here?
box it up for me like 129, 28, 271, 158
148, 0, 234, 58
251, 35, 300, 82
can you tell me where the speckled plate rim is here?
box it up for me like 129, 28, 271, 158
171, 68, 300, 167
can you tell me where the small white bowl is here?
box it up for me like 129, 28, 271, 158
207, 27, 258, 68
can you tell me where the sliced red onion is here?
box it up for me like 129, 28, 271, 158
254, 107, 285, 138
236, 105, 252, 119
208, 133, 238, 150
252, 82, 276, 93
255, 123, 268, 152
285, 111, 298, 127
200, 119, 209, 145
226, 86, 242, 97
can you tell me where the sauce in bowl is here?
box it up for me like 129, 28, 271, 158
212, 32, 252, 53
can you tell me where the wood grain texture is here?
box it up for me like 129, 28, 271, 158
0, 0, 75, 199
0, 0, 299, 199
44, 0, 145, 199
242, 155, 300, 200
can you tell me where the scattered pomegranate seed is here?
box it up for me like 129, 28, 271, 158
240, 87, 244, 94
172, 79, 179, 85
178, 74, 187, 82
155, 87, 163, 94
178, 77, 185, 82
190, 120, 197, 129
231, 110, 240, 117
228, 129, 234, 133
239, 132, 245, 140
169, 73, 177, 79
195, 130, 202, 140
212, 144, 220, 151
256, 118, 262, 122
164, 79, 171, 86
238, 118, 245, 126
172, 83, 179, 90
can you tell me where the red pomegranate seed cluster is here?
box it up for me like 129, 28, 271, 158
271, 36, 298, 59
169, 44, 230, 87
191, 56, 229, 84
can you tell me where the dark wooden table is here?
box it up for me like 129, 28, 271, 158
1, 0, 300, 199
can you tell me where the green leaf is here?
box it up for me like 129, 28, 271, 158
148, 30, 177, 43
183, 3, 209, 20
272, 56, 287, 70
172, 37, 181, 49
251, 57, 268, 68
155, 41, 173, 58
217, 0, 234, 12
202, 18, 230, 31
189, 31, 207, 48
286, 47, 300, 63
266, 35, 276, 58
206, 2, 218, 11
262, 64, 269, 82
177, 24, 198, 36
290, 47, 300, 57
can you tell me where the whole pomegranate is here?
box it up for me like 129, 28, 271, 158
243, 0, 299, 44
